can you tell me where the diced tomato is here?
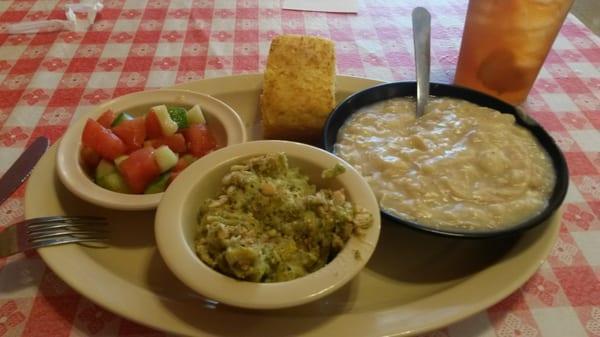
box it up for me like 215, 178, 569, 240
82, 119, 126, 160
169, 171, 180, 184
173, 157, 190, 172
118, 147, 161, 193
80, 145, 101, 171
112, 117, 146, 153
163, 133, 187, 153
147, 133, 187, 153
183, 124, 217, 157
97, 110, 116, 128
145, 111, 163, 139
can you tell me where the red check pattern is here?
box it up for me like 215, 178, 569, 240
0, 0, 599, 336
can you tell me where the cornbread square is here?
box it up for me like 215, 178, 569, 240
260, 35, 336, 143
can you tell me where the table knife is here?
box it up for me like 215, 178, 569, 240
0, 137, 49, 205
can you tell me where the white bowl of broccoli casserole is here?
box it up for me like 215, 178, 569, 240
155, 140, 381, 309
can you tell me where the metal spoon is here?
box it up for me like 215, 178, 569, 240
412, 7, 431, 118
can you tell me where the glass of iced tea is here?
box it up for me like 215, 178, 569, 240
454, 0, 573, 105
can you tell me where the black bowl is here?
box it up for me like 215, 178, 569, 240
323, 82, 569, 238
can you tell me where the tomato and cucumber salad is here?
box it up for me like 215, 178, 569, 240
80, 104, 217, 194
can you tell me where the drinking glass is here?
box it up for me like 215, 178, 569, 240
454, 0, 574, 105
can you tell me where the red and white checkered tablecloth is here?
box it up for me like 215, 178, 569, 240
0, 0, 598, 336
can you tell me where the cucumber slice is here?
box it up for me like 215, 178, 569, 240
114, 155, 129, 168
186, 105, 206, 125
167, 106, 188, 129
154, 145, 178, 172
110, 112, 134, 127
151, 105, 178, 136
97, 172, 130, 193
144, 172, 171, 194
95, 159, 116, 181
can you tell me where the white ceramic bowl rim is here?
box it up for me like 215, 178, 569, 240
154, 140, 381, 309
56, 89, 247, 210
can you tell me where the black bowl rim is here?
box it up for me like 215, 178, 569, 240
323, 81, 569, 239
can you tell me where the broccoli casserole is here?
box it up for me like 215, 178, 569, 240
194, 153, 372, 282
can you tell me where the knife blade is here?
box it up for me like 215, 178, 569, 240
0, 136, 49, 205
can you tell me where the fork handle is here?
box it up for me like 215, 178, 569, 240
0, 226, 19, 258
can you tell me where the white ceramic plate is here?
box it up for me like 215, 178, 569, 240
26, 74, 560, 337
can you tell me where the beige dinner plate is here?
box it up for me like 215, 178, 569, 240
25, 74, 560, 337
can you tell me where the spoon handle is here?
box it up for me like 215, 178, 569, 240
412, 7, 431, 118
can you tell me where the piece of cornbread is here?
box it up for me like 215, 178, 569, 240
260, 35, 336, 143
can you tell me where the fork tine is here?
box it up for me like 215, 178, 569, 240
28, 230, 108, 242
26, 217, 107, 229
25, 215, 105, 222
26, 216, 109, 243
28, 237, 108, 250
27, 222, 108, 233
0, 216, 111, 258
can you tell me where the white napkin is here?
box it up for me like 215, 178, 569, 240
7, 1, 103, 34
282, 0, 358, 13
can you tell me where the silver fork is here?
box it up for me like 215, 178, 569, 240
0, 216, 108, 258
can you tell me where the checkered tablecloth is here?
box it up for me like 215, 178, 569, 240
0, 0, 598, 336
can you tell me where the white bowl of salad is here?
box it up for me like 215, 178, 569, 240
56, 89, 247, 210
155, 140, 381, 309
